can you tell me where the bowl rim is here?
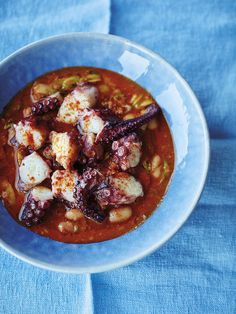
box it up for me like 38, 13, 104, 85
0, 32, 210, 273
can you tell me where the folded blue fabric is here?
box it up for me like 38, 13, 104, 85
92, 140, 236, 314
111, 0, 236, 139
1, 1, 235, 314
0, 0, 108, 313
0, 0, 110, 60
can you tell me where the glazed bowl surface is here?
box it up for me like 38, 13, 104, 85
0, 33, 209, 273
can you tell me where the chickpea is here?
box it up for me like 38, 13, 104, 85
109, 206, 132, 223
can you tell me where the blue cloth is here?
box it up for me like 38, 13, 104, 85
0, 0, 110, 60
0, 1, 236, 314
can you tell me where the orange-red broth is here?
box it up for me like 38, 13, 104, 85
0, 67, 174, 243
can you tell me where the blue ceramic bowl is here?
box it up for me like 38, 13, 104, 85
0, 33, 209, 273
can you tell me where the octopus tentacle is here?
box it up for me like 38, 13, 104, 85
73, 168, 106, 222
73, 184, 106, 223
94, 108, 121, 124
96, 104, 159, 144
32, 93, 62, 115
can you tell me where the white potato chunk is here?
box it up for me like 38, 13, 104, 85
78, 109, 105, 134
30, 186, 53, 202
50, 131, 78, 169
51, 170, 79, 203
19, 152, 52, 190
57, 84, 98, 124
109, 206, 132, 223
14, 120, 47, 150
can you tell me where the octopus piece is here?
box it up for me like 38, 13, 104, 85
73, 187, 105, 223
14, 118, 48, 150
97, 159, 119, 177
19, 152, 52, 191
77, 109, 105, 135
51, 170, 79, 204
77, 108, 120, 135
31, 92, 63, 116
19, 186, 54, 226
73, 169, 143, 222
78, 133, 104, 165
50, 131, 79, 169
73, 168, 106, 222
111, 133, 142, 171
57, 83, 99, 124
78, 167, 104, 191
96, 108, 121, 124
96, 104, 159, 144
76, 108, 120, 164
95, 172, 143, 208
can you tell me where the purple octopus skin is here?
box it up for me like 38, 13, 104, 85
94, 108, 121, 124
73, 186, 105, 223
111, 133, 142, 171
76, 108, 120, 165
31, 94, 62, 115
94, 173, 142, 208
96, 104, 160, 144
19, 193, 52, 227
77, 133, 104, 166
73, 166, 144, 221
73, 168, 106, 222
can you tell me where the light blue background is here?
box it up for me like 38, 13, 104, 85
0, 1, 235, 313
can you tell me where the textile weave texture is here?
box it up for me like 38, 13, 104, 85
0, 0, 235, 313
